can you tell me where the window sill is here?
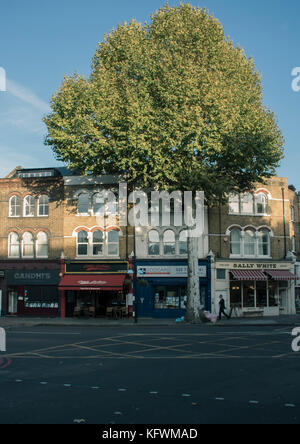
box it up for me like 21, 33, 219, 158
229, 212, 270, 217
75, 256, 120, 260
230, 255, 272, 259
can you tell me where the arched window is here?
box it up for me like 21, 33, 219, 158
77, 230, 88, 255
92, 230, 103, 256
241, 193, 254, 214
9, 195, 21, 217
77, 193, 90, 215
36, 231, 48, 257
22, 232, 34, 257
244, 229, 256, 256
258, 229, 270, 256
148, 230, 160, 256
230, 229, 241, 255
179, 230, 188, 255
107, 230, 119, 256
8, 232, 20, 257
24, 195, 35, 217
255, 193, 268, 215
163, 230, 176, 255
93, 193, 105, 215
38, 195, 49, 216
228, 193, 240, 214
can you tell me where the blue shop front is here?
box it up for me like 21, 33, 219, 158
136, 259, 211, 318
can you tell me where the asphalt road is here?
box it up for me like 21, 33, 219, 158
0, 325, 299, 424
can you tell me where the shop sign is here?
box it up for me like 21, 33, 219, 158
7, 270, 59, 285
65, 261, 128, 274
137, 265, 207, 278
216, 261, 292, 270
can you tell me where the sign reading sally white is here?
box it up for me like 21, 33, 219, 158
0, 67, 6, 92
0, 328, 6, 352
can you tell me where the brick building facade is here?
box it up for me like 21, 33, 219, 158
208, 176, 297, 316
0, 166, 298, 318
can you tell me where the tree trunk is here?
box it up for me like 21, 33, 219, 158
185, 234, 203, 323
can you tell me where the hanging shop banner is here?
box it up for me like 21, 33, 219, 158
137, 265, 207, 278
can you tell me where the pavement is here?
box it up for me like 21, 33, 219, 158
1, 313, 300, 328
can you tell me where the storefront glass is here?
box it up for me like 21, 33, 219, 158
256, 281, 268, 307
268, 281, 277, 307
230, 282, 242, 306
154, 287, 186, 310
243, 281, 255, 307
24, 286, 59, 309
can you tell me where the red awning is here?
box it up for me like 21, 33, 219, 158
59, 274, 126, 291
230, 269, 267, 281
264, 270, 297, 280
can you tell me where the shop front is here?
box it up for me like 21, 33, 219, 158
59, 260, 128, 318
213, 260, 296, 316
0, 262, 60, 316
136, 260, 211, 318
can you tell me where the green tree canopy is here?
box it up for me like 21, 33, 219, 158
44, 2, 284, 202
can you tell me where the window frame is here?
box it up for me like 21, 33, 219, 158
22, 232, 35, 258
24, 195, 35, 217
77, 193, 90, 216
9, 195, 21, 218
38, 195, 49, 217
8, 232, 20, 258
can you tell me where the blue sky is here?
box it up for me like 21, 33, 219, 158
0, 0, 300, 187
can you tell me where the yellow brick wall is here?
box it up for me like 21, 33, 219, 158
208, 176, 296, 260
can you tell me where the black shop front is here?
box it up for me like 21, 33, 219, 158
59, 260, 129, 318
5, 267, 60, 316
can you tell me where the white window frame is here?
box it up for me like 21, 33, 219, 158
107, 230, 119, 257
76, 229, 119, 258
229, 227, 271, 259
38, 195, 49, 217
24, 195, 35, 217
8, 232, 20, 258
22, 232, 35, 258
77, 230, 89, 256
9, 195, 21, 217
179, 230, 188, 255
255, 193, 269, 216
77, 193, 90, 216
148, 230, 161, 256
229, 192, 270, 216
92, 230, 104, 257
36, 231, 48, 258
163, 230, 176, 256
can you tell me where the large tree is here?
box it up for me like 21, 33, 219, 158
44, 3, 284, 322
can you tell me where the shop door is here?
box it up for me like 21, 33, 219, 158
66, 292, 76, 317
279, 288, 288, 314
8, 290, 17, 314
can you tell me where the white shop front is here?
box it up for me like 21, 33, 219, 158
212, 260, 296, 317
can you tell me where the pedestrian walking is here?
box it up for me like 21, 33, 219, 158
218, 295, 230, 320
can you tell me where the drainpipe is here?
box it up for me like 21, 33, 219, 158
282, 187, 287, 258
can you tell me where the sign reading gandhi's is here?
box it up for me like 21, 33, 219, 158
7, 270, 59, 285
